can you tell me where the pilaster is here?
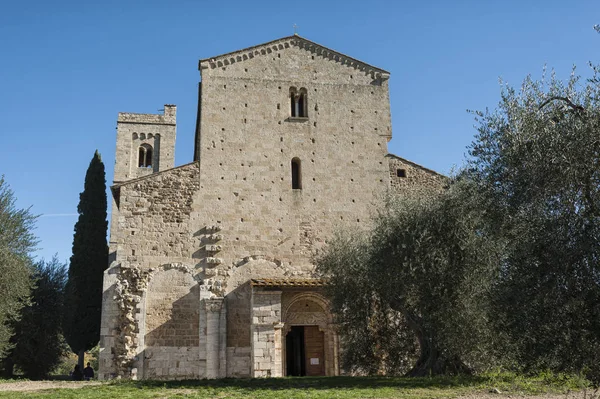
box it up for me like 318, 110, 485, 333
204, 297, 226, 379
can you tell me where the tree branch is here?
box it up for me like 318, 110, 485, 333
539, 96, 585, 112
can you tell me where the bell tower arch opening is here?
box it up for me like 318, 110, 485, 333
113, 104, 177, 183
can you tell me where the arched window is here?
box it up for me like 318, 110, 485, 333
138, 144, 153, 168
290, 87, 297, 116
290, 87, 308, 118
291, 158, 302, 189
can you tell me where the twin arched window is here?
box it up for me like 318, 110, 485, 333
138, 144, 153, 168
290, 87, 308, 118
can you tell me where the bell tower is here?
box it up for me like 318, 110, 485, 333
113, 104, 177, 183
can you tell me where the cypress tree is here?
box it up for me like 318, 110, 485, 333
64, 150, 108, 368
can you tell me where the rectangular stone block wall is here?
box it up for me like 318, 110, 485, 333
142, 347, 200, 379
114, 105, 176, 183
226, 347, 251, 377
251, 290, 282, 377
194, 39, 393, 276
98, 265, 120, 380
225, 284, 252, 376
142, 268, 202, 379
145, 271, 200, 348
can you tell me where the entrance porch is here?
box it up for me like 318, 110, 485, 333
249, 279, 339, 377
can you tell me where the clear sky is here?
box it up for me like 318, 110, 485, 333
1, 0, 598, 263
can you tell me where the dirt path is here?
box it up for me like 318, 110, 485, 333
0, 380, 103, 392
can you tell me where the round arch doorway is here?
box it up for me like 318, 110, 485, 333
282, 292, 338, 376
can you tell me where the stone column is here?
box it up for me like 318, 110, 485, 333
251, 289, 282, 377
204, 298, 225, 379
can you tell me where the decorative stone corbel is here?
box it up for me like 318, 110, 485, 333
206, 257, 223, 265
205, 244, 222, 252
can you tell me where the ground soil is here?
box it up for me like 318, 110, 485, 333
0, 380, 103, 392
457, 393, 593, 399
0, 380, 595, 398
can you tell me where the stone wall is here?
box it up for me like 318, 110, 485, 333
109, 105, 178, 264
193, 36, 392, 295
387, 155, 445, 193
250, 290, 283, 377
101, 36, 440, 380
113, 162, 201, 267
100, 163, 203, 379
145, 269, 200, 348
114, 105, 176, 183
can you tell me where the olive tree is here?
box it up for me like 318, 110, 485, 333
317, 181, 502, 376
468, 69, 600, 380
0, 176, 36, 360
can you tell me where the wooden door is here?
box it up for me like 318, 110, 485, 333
303, 326, 325, 376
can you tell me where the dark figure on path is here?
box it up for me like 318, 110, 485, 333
83, 362, 94, 380
72, 364, 83, 381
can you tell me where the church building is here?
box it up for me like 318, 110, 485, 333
98, 35, 442, 380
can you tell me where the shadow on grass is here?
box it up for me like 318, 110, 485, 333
116, 375, 492, 391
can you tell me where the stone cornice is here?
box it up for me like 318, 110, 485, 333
199, 35, 390, 79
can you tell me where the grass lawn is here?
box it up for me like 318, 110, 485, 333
0, 373, 591, 399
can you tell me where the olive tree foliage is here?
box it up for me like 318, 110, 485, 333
0, 176, 36, 359
316, 232, 417, 375
4, 256, 69, 379
317, 181, 503, 376
467, 69, 600, 379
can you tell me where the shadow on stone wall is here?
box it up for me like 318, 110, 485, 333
141, 285, 203, 380
145, 284, 200, 348
226, 282, 251, 348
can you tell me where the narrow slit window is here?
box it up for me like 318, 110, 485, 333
290, 87, 297, 117
145, 146, 153, 167
291, 158, 302, 189
138, 147, 145, 167
298, 93, 305, 117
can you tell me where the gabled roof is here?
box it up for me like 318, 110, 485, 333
110, 161, 200, 207
199, 35, 390, 78
386, 154, 446, 177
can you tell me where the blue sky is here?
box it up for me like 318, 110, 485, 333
1, 0, 598, 263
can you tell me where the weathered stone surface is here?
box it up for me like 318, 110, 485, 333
387, 154, 445, 193
99, 35, 443, 380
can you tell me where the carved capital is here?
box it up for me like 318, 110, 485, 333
204, 298, 224, 313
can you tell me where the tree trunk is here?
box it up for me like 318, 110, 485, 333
405, 337, 471, 377
78, 349, 85, 370
1, 357, 14, 378
390, 300, 472, 377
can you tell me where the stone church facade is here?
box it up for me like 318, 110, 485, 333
98, 35, 442, 380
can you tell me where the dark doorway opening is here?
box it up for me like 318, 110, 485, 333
286, 326, 306, 376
